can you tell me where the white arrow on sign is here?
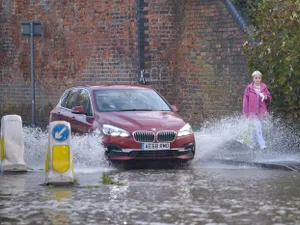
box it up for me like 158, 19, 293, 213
55, 126, 67, 140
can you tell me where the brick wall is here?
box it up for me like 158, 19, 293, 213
146, 0, 249, 124
0, 0, 249, 125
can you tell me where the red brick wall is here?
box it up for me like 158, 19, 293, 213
145, 0, 249, 124
0, 0, 249, 125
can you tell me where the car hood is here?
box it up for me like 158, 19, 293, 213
94, 111, 187, 131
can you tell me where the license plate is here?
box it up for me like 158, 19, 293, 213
142, 143, 170, 150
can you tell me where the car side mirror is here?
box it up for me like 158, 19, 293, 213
71, 106, 85, 114
86, 117, 94, 123
171, 105, 179, 112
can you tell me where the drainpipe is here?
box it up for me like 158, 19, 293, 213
136, 0, 149, 84
222, 0, 250, 35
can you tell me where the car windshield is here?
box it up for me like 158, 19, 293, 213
94, 89, 172, 112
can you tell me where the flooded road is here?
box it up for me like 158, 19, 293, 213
0, 116, 299, 225
2, 166, 300, 225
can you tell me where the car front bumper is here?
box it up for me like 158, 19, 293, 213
105, 142, 195, 161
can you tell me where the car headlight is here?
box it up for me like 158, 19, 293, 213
102, 124, 130, 137
178, 123, 193, 137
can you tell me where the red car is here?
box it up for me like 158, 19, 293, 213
49, 85, 195, 163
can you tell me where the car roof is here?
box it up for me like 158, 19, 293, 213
72, 84, 155, 91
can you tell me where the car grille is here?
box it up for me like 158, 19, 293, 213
157, 131, 176, 142
129, 150, 179, 158
133, 130, 177, 143
133, 131, 155, 142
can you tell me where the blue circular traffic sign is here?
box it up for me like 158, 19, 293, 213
52, 124, 70, 142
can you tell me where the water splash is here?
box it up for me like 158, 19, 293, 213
72, 130, 109, 170
23, 126, 48, 170
23, 127, 109, 171
193, 115, 253, 159
22, 115, 299, 170
192, 115, 300, 164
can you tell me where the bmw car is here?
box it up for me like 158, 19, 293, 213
49, 85, 195, 163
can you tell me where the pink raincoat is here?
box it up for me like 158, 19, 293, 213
242, 82, 272, 118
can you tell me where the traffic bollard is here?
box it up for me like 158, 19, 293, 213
0, 115, 27, 172
45, 121, 74, 185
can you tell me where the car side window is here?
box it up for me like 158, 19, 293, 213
77, 89, 93, 116
64, 89, 79, 109
60, 90, 70, 108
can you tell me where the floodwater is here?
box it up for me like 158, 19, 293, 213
0, 116, 300, 225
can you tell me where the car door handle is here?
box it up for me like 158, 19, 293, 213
71, 116, 75, 120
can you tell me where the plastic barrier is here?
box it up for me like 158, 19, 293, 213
0, 115, 27, 172
45, 121, 74, 185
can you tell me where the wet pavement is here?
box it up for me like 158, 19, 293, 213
1, 162, 300, 225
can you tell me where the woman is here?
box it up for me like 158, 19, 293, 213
242, 70, 272, 149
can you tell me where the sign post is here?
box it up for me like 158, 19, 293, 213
21, 22, 42, 126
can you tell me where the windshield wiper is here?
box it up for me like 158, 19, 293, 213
119, 109, 153, 111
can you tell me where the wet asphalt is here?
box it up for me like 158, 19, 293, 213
1, 159, 300, 225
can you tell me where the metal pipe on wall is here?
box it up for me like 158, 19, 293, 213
136, 0, 149, 84
222, 0, 250, 35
